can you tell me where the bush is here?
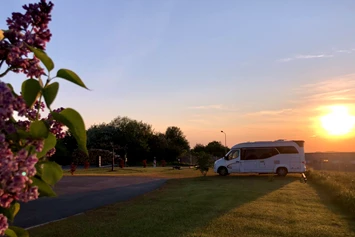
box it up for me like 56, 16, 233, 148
195, 152, 213, 176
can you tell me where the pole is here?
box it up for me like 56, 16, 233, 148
221, 131, 227, 154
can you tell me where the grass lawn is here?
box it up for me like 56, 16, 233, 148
307, 169, 355, 216
29, 171, 355, 237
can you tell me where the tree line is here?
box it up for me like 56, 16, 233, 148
50, 115, 230, 166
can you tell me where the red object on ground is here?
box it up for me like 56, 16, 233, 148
84, 161, 90, 169
119, 158, 124, 168
143, 159, 147, 168
161, 160, 166, 167
70, 163, 77, 175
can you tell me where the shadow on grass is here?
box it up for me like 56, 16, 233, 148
28, 174, 299, 237
309, 181, 355, 233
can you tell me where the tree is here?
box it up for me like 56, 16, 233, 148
192, 143, 206, 153
108, 116, 153, 165
86, 118, 194, 165
165, 126, 190, 161
148, 132, 168, 161
87, 123, 117, 149
205, 141, 229, 158
50, 131, 77, 165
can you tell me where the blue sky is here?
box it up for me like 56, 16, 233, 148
2, 0, 355, 151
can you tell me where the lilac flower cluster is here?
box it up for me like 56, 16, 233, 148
45, 147, 56, 157
0, 142, 39, 207
0, 83, 40, 184
0, 79, 66, 232
16, 120, 31, 131
0, 0, 54, 78
26, 100, 45, 120
0, 83, 26, 120
19, 100, 65, 142
0, 81, 45, 234
0, 214, 8, 236
0, 82, 27, 135
47, 107, 65, 139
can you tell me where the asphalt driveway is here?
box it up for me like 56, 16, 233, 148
13, 176, 166, 229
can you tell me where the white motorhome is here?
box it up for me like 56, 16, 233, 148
213, 140, 306, 176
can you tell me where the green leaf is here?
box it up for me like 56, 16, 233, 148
10, 203, 20, 222
21, 79, 41, 108
6, 83, 19, 97
4, 229, 17, 237
0, 202, 20, 223
6, 83, 14, 91
51, 108, 88, 155
8, 226, 29, 237
42, 82, 59, 109
29, 120, 49, 139
27, 45, 54, 72
35, 163, 43, 177
56, 69, 88, 89
41, 161, 63, 186
36, 133, 56, 158
17, 130, 31, 139
31, 176, 56, 197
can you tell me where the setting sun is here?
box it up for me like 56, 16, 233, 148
320, 105, 355, 136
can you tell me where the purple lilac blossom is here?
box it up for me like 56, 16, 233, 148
0, 214, 8, 236
1, 0, 54, 78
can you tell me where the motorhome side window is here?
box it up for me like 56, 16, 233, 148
227, 150, 239, 160
276, 146, 299, 154
241, 148, 279, 160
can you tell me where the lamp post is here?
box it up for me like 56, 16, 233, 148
221, 130, 227, 154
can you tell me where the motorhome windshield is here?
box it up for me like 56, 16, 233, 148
224, 149, 233, 158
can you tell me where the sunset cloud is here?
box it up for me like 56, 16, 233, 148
294, 74, 355, 104
245, 108, 294, 116
278, 47, 355, 63
335, 49, 353, 53
240, 108, 310, 125
187, 104, 238, 112
278, 54, 334, 62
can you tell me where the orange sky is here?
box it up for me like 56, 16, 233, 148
168, 75, 355, 153
181, 102, 355, 153
83, 74, 355, 153
12, 74, 355, 153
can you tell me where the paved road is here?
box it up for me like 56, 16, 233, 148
14, 176, 166, 229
